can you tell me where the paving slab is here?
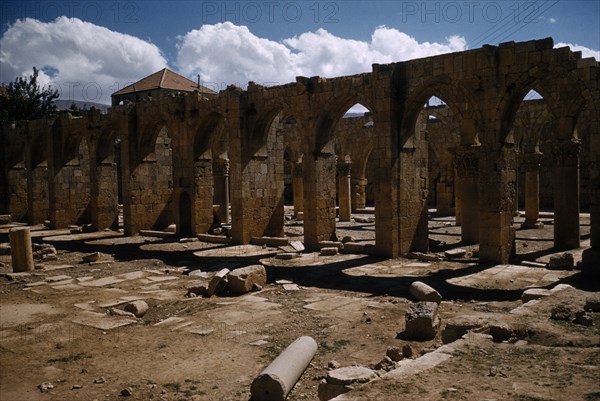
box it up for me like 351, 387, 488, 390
80, 271, 148, 287
71, 311, 137, 330
303, 296, 359, 312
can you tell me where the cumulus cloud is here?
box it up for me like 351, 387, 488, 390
555, 42, 600, 61
0, 17, 167, 104
176, 22, 467, 89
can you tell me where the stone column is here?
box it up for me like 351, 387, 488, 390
213, 158, 230, 224
337, 160, 352, 221
553, 138, 581, 249
513, 150, 520, 217
453, 146, 479, 244
303, 153, 337, 250
520, 151, 544, 229
292, 162, 304, 218
351, 177, 367, 211
9, 227, 34, 272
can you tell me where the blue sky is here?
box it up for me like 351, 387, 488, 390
1, 0, 599, 104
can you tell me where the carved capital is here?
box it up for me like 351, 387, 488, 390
552, 138, 581, 166
212, 158, 230, 176
452, 146, 480, 178
521, 151, 543, 172
336, 161, 351, 176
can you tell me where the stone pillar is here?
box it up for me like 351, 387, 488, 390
92, 158, 119, 230
513, 150, 520, 217
435, 178, 454, 216
292, 162, 304, 218
454, 169, 462, 226
478, 144, 517, 264
520, 151, 544, 229
351, 177, 367, 211
213, 158, 230, 224
303, 153, 337, 250
553, 138, 581, 249
337, 160, 352, 221
9, 227, 34, 272
193, 158, 214, 234
453, 146, 479, 244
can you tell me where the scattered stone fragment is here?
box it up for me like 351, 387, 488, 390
372, 355, 395, 371
386, 346, 403, 362
282, 284, 300, 291
550, 304, 573, 321
403, 301, 440, 340
584, 296, 600, 312
489, 323, 513, 342
38, 382, 54, 392
226, 265, 267, 294
521, 288, 550, 303
353, 216, 373, 223
120, 387, 133, 397
207, 268, 230, 296
70, 226, 83, 234
327, 360, 341, 370
341, 236, 355, 243
0, 214, 11, 224
108, 308, 136, 318
289, 241, 305, 252
444, 248, 467, 259
409, 281, 442, 304
320, 247, 338, 256
179, 237, 198, 243
94, 377, 106, 384
547, 252, 574, 270
82, 252, 101, 263
124, 300, 149, 317
72, 384, 82, 389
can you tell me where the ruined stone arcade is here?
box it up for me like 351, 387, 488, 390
1, 38, 599, 266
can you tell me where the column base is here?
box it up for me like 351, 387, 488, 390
520, 219, 544, 229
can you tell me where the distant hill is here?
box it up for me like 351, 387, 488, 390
54, 99, 110, 113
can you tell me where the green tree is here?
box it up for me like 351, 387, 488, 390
0, 67, 59, 126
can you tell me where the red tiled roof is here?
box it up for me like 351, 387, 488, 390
112, 68, 217, 97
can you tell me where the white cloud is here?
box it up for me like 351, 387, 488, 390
549, 17, 557, 23
176, 22, 467, 90
0, 17, 167, 104
556, 42, 600, 61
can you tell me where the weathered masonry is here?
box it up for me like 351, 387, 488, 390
1, 38, 599, 266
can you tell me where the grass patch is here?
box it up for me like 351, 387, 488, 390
585, 392, 600, 401
47, 353, 90, 363
164, 382, 181, 391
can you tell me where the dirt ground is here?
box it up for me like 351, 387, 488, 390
0, 210, 598, 401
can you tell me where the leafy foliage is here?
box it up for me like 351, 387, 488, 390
0, 67, 59, 125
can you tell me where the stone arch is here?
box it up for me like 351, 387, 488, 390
194, 112, 225, 161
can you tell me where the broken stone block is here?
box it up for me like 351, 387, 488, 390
584, 296, 600, 312
289, 241, 305, 252
179, 237, 197, 243
320, 247, 338, 256
489, 323, 513, 342
441, 316, 487, 344
0, 214, 11, 225
318, 380, 352, 401
124, 300, 148, 317
187, 281, 209, 297
108, 308, 136, 318
521, 260, 547, 268
386, 346, 403, 362
226, 265, 267, 295
548, 253, 574, 270
82, 252, 101, 263
276, 252, 299, 260
444, 248, 467, 259
341, 236, 355, 243
327, 360, 341, 370
207, 268, 230, 296
326, 366, 377, 385
404, 301, 440, 341
521, 288, 551, 303
550, 304, 573, 321
402, 344, 413, 358
409, 281, 442, 304
575, 311, 594, 326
